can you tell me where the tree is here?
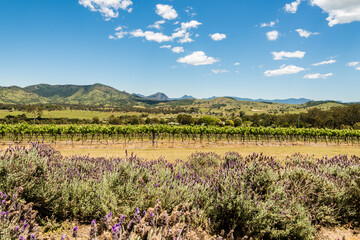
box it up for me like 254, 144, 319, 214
176, 114, 194, 125
26, 106, 44, 124
234, 118, 242, 127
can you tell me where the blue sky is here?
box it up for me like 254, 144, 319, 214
0, 0, 359, 101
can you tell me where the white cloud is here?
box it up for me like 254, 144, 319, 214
148, 20, 165, 30
260, 21, 277, 28
129, 20, 202, 44
171, 46, 184, 53
178, 33, 194, 43
266, 30, 279, 41
234, 62, 240, 66
296, 29, 319, 38
160, 45, 171, 49
211, 69, 229, 74
172, 20, 202, 44
130, 29, 172, 43
347, 61, 360, 70
265, 65, 305, 77
309, 0, 360, 27
180, 20, 202, 30
109, 26, 128, 39
177, 51, 219, 66
79, 0, 133, 19
210, 33, 227, 41
271, 51, 306, 60
156, 4, 178, 20
285, 0, 301, 13
312, 59, 336, 66
347, 62, 360, 67
185, 6, 197, 17
304, 73, 333, 79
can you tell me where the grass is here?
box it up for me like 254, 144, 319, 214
0, 110, 170, 120
0, 100, 345, 120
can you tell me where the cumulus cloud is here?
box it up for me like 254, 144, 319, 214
148, 20, 165, 30
156, 4, 178, 20
265, 65, 305, 77
172, 46, 184, 53
296, 29, 319, 38
177, 51, 219, 66
234, 62, 240, 66
304, 73, 333, 79
260, 21, 277, 28
180, 20, 202, 30
266, 30, 279, 41
309, 0, 360, 26
79, 0, 133, 19
128, 20, 202, 44
210, 33, 227, 41
172, 20, 202, 43
312, 59, 336, 66
356, 67, 360, 71
285, 0, 301, 13
130, 29, 172, 43
211, 69, 229, 74
271, 51, 306, 60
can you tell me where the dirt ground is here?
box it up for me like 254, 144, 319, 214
1, 140, 360, 162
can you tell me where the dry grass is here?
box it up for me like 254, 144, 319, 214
2, 140, 360, 162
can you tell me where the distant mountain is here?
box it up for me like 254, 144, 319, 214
171, 95, 195, 100
260, 98, 312, 105
133, 93, 146, 98
201, 96, 217, 100
146, 92, 170, 101
206, 97, 313, 105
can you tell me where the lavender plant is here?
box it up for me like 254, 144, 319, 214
0, 143, 359, 239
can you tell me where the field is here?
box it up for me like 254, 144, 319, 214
0, 99, 346, 120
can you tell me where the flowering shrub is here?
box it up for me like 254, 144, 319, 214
0, 188, 38, 240
0, 144, 360, 239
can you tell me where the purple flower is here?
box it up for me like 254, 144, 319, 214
73, 226, 78, 238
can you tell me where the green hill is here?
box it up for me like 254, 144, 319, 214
0, 86, 48, 104
23, 83, 140, 106
0, 84, 348, 115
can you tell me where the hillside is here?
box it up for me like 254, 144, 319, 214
23, 83, 140, 106
0, 86, 48, 104
0, 84, 348, 115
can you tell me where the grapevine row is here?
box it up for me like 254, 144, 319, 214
1, 123, 360, 145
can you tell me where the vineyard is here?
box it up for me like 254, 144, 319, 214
1, 123, 360, 145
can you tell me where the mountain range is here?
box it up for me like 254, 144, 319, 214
0, 83, 343, 106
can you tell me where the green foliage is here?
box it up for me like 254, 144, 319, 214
176, 114, 194, 125
188, 152, 221, 175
